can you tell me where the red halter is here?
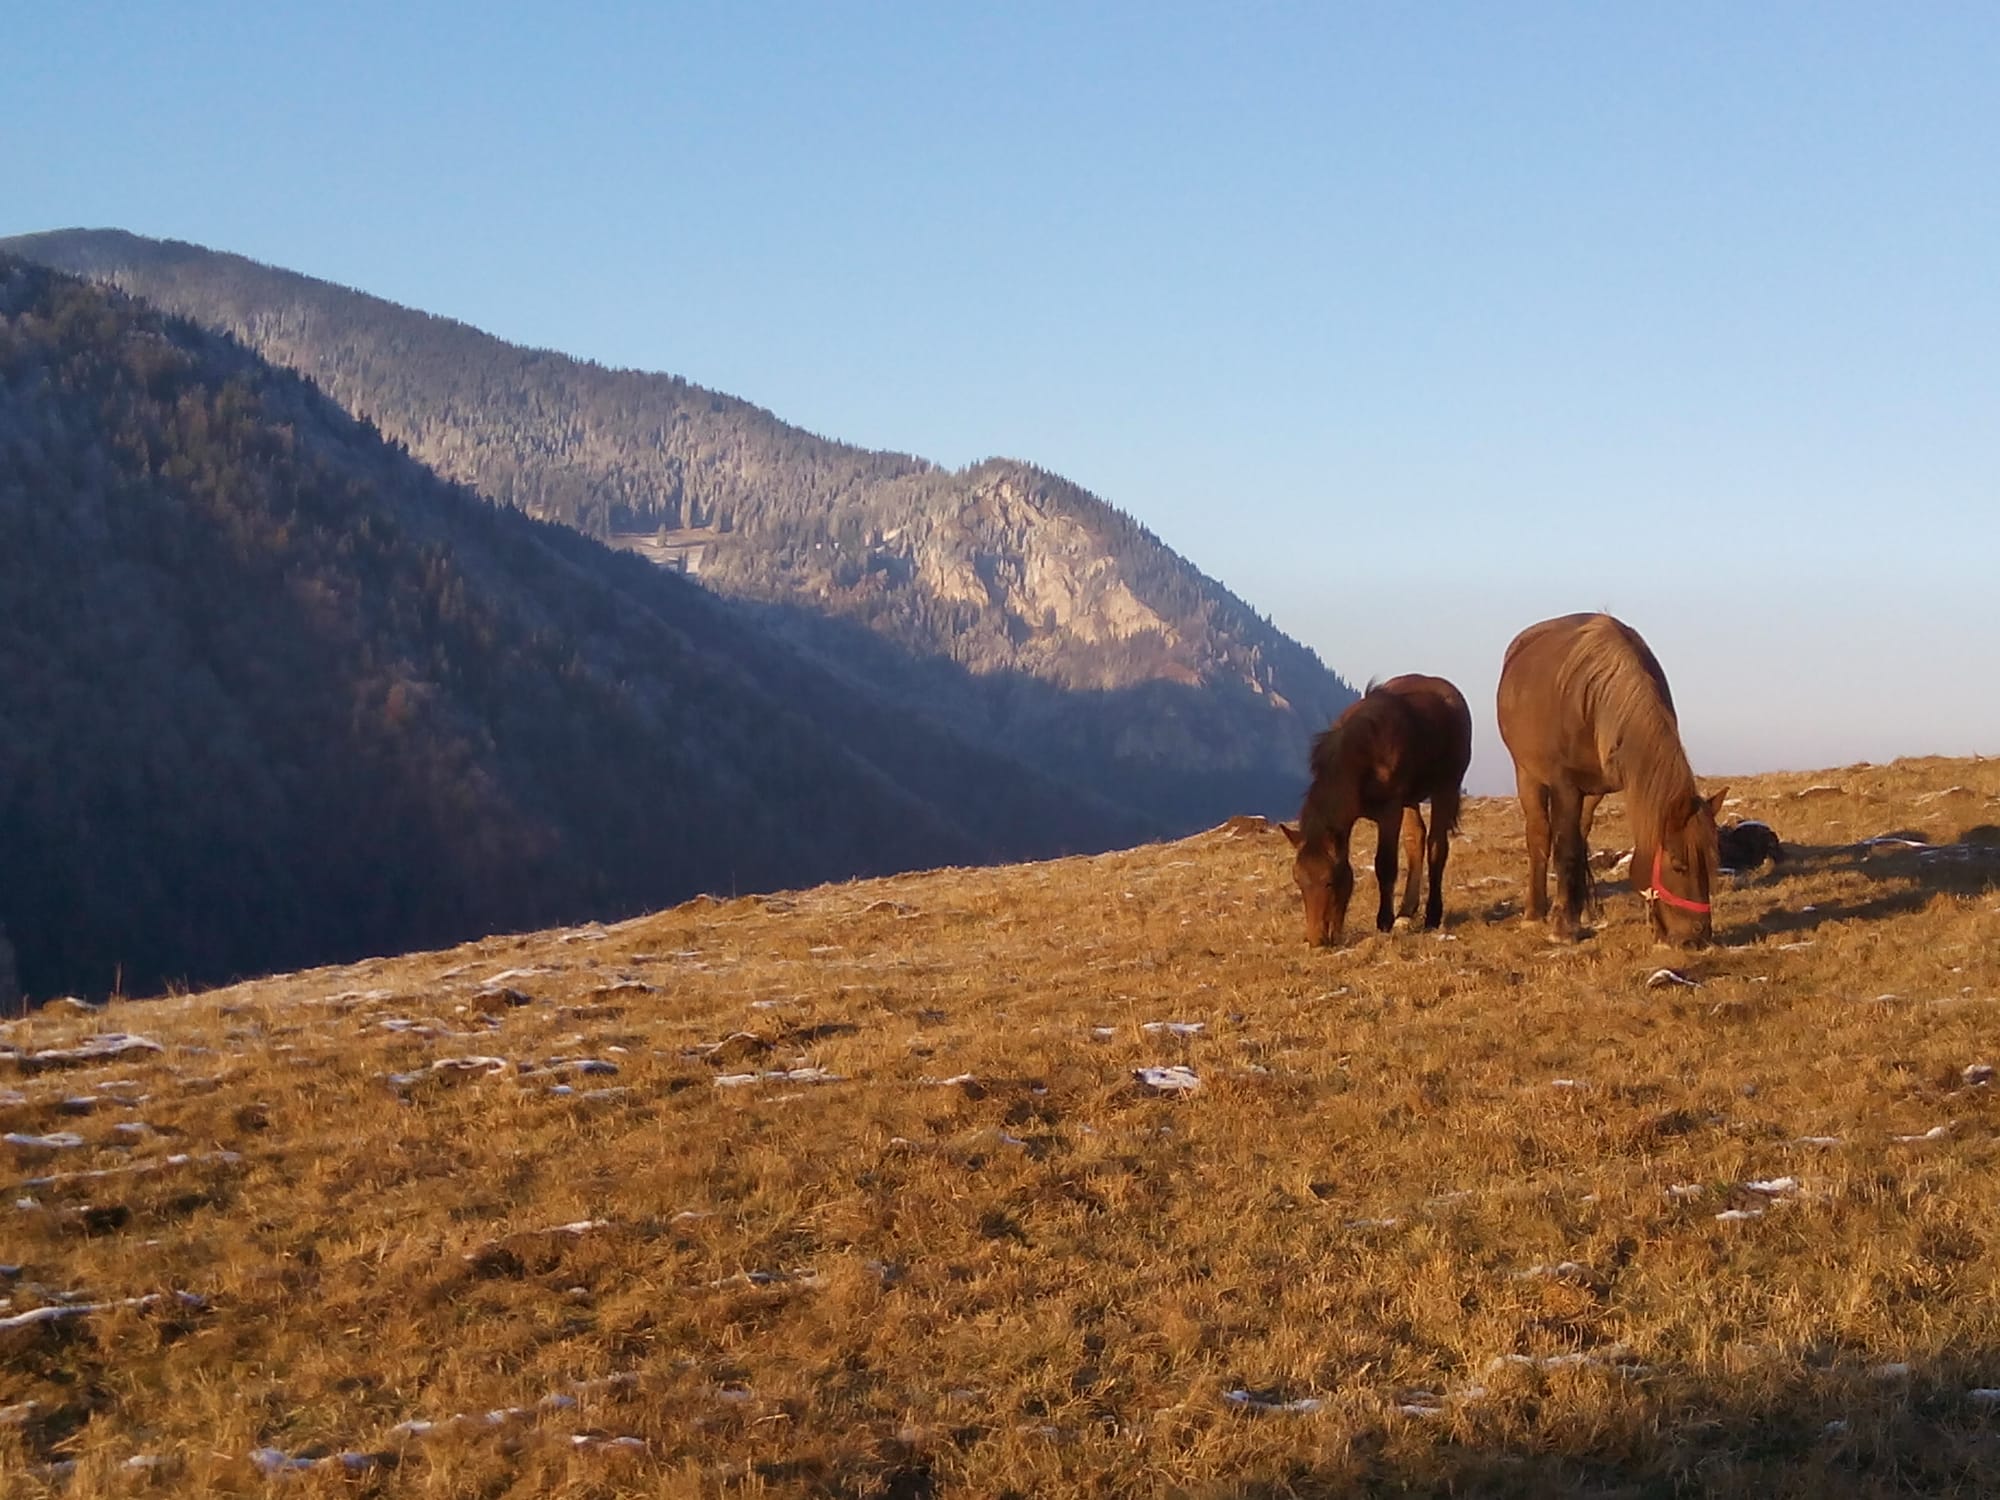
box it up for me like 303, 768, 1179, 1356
1645, 847, 1711, 914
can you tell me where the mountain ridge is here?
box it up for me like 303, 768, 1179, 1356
0, 255, 1151, 1003
1, 228, 1356, 826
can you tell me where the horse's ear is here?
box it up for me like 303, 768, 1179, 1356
1279, 822, 1305, 850
1704, 787, 1728, 821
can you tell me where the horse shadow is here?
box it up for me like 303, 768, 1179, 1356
1179, 1368, 2000, 1498
1716, 824, 2000, 944
1467, 822, 2000, 946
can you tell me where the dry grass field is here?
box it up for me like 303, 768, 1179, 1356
6, 755, 2000, 1498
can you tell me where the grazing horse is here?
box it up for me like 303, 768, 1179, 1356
1281, 675, 1472, 946
1496, 614, 1724, 946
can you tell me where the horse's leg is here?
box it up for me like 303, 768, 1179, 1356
1396, 805, 1426, 923
1370, 813, 1400, 932
1516, 770, 1551, 923
1424, 786, 1459, 930
1579, 793, 1603, 846
1327, 820, 1357, 945
1578, 792, 1606, 921
1549, 780, 1589, 940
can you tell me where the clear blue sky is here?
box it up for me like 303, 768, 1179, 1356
9, 3, 1997, 790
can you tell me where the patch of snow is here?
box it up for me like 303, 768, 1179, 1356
1223, 1389, 1323, 1414
1133, 1065, 1199, 1092
1487, 1345, 1645, 1374
1893, 1124, 1954, 1143
1743, 1177, 1799, 1195
424, 1055, 510, 1078
713, 1067, 845, 1088
0, 1290, 200, 1333
5, 1034, 164, 1070
15, 1149, 236, 1189
524, 1057, 619, 1077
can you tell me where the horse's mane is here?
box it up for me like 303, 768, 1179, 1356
1299, 723, 1349, 845
1299, 686, 1394, 844
1554, 618, 1701, 857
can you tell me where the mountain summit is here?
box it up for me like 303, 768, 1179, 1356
3, 229, 1356, 826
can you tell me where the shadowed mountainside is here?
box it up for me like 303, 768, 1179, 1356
0, 229, 1357, 826
0, 257, 1155, 1004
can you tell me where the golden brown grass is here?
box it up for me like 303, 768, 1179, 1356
5, 755, 2000, 1498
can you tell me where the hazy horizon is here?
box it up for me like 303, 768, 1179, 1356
11, 4, 1996, 794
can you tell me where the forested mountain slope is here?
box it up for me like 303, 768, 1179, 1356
3, 230, 1356, 825
0, 258, 1148, 1003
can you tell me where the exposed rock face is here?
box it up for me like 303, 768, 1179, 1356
910, 473, 1181, 673
2, 230, 1356, 824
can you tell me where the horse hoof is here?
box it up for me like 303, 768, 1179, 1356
1392, 916, 1415, 933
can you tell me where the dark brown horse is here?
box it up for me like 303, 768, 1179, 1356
1281, 675, 1472, 946
1496, 614, 1724, 946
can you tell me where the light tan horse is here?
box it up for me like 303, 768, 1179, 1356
1496, 614, 1723, 946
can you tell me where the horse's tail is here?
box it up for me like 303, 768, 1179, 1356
1440, 789, 1466, 836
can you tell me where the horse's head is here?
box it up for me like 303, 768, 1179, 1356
1282, 823, 1351, 946
1645, 787, 1726, 947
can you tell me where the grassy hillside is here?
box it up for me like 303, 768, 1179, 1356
0, 229, 1356, 826
4, 756, 1999, 1495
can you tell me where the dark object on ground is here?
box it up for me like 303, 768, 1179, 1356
1719, 820, 1784, 872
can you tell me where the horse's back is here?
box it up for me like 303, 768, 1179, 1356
1500, 614, 1595, 692
1370, 674, 1473, 789
1497, 613, 1676, 786
1498, 616, 1586, 764
1376, 673, 1470, 746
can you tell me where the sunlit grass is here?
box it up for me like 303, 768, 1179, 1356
4, 755, 1999, 1496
